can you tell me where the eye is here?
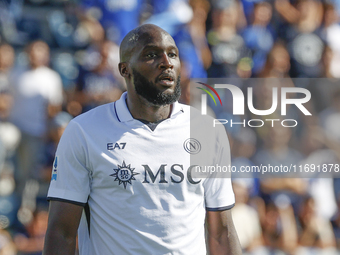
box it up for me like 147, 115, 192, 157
168, 52, 177, 58
147, 52, 157, 58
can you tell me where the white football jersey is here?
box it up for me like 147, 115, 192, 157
47, 92, 235, 255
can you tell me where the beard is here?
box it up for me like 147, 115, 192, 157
133, 69, 181, 106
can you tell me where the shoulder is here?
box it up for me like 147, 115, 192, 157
37, 66, 60, 77
72, 103, 116, 127
35, 67, 62, 86
58, 103, 116, 150
74, 102, 116, 122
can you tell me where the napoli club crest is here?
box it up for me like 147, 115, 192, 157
110, 161, 139, 189
183, 138, 201, 154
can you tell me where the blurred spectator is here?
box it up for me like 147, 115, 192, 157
0, 229, 16, 255
276, 0, 325, 78
173, 21, 208, 82
41, 111, 72, 184
0, 44, 15, 92
242, 1, 275, 75
0, 44, 21, 169
0, 140, 4, 175
248, 79, 282, 123
14, 208, 48, 255
259, 42, 291, 78
66, 14, 107, 116
0, 43, 21, 220
231, 128, 260, 197
73, 40, 125, 113
299, 125, 339, 220
207, 0, 252, 78
332, 196, 340, 250
296, 196, 337, 254
306, 47, 340, 114
317, 89, 340, 208
144, 0, 193, 35
253, 124, 307, 211
188, 0, 212, 70
0, 44, 20, 246
248, 78, 300, 141
79, 0, 144, 43
0, 0, 26, 46
261, 196, 298, 254
253, 121, 302, 167
0, 167, 19, 230
322, 2, 340, 78
0, 44, 14, 118
9, 40, 63, 193
74, 11, 106, 48
319, 89, 340, 142
231, 179, 264, 254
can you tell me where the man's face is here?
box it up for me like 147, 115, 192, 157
29, 42, 50, 68
129, 30, 181, 105
132, 68, 181, 105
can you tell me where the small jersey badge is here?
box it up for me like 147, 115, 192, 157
110, 161, 139, 189
52, 156, 58, 181
183, 138, 201, 154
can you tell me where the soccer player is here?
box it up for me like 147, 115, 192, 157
43, 24, 241, 255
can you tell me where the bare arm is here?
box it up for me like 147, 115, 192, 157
206, 210, 242, 255
43, 201, 84, 255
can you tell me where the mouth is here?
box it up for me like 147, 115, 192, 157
157, 74, 175, 86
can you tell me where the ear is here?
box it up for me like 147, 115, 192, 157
118, 62, 130, 78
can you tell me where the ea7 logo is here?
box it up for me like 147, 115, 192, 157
200, 84, 312, 116
107, 142, 126, 150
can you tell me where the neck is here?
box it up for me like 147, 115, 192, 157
30, 64, 43, 70
126, 93, 172, 123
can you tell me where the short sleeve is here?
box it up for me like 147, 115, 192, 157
204, 125, 235, 211
47, 120, 91, 205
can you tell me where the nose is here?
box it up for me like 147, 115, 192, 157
158, 53, 173, 70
